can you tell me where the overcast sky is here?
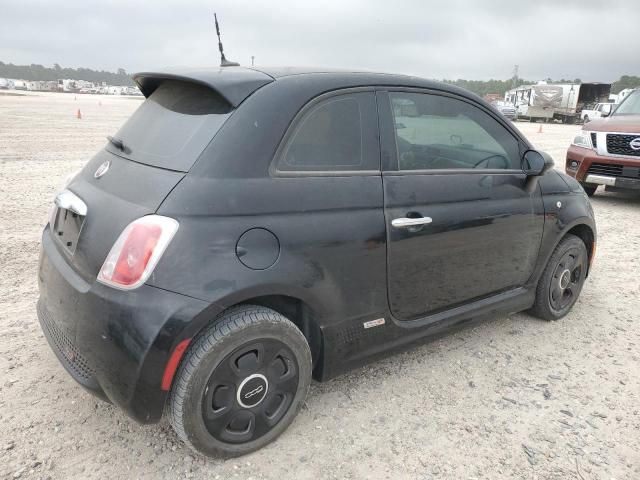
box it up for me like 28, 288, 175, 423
0, 0, 638, 82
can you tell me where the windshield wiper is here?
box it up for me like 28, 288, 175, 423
107, 135, 129, 153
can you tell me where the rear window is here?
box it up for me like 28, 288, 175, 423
107, 80, 232, 171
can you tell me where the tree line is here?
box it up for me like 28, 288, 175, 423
444, 76, 640, 97
0, 62, 135, 86
1, 61, 637, 95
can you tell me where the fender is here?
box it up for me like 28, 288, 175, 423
529, 190, 596, 288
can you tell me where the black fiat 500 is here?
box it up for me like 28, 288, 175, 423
37, 67, 596, 457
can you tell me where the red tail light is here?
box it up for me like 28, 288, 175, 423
97, 215, 179, 290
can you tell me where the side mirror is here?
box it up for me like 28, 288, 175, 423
523, 150, 554, 176
600, 104, 612, 117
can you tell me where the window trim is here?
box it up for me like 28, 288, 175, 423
270, 87, 381, 177
377, 87, 528, 175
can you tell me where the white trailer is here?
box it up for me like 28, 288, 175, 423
505, 82, 611, 123
57, 79, 80, 93
505, 84, 563, 121
12, 79, 27, 91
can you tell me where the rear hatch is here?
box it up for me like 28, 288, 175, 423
50, 70, 272, 282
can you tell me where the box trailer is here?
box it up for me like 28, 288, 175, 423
505, 82, 611, 123
552, 83, 611, 123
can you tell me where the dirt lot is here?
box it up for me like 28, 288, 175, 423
1, 92, 638, 480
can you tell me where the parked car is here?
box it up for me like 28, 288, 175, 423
566, 88, 640, 196
581, 102, 615, 123
491, 100, 517, 120
38, 67, 596, 457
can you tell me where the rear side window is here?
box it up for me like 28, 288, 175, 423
277, 92, 379, 172
107, 80, 232, 171
389, 92, 521, 171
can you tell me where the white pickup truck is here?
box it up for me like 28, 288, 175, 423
581, 102, 614, 123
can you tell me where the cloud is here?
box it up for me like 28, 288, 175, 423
0, 0, 637, 81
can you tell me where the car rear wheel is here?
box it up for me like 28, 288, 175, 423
529, 234, 588, 321
168, 305, 312, 457
580, 183, 598, 197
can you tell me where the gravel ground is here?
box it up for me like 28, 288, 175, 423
0, 91, 638, 480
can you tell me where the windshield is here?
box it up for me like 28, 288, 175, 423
106, 80, 233, 171
614, 91, 640, 116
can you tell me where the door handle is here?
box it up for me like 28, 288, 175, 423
391, 216, 433, 228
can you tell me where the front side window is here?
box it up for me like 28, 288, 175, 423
390, 92, 521, 171
277, 92, 378, 172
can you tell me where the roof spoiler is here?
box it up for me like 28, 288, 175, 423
132, 68, 273, 107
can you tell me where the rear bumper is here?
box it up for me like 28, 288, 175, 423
37, 226, 209, 423
565, 145, 640, 190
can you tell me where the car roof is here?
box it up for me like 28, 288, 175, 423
133, 66, 480, 107
250, 66, 375, 78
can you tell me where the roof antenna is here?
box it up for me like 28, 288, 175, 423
214, 13, 240, 67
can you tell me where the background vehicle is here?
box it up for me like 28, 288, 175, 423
38, 67, 596, 458
491, 100, 517, 120
581, 102, 615, 123
506, 82, 611, 123
12, 79, 27, 91
505, 84, 561, 122
566, 89, 640, 195
0, 77, 8, 89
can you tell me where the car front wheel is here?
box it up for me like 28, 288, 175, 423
529, 234, 588, 321
168, 305, 312, 457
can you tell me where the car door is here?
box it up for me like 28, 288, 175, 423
377, 90, 544, 321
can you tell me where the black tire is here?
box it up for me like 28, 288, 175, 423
580, 183, 598, 197
168, 305, 312, 457
529, 234, 588, 321
583, 115, 589, 123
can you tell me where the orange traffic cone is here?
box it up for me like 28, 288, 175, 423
537, 123, 543, 133
76, 109, 82, 119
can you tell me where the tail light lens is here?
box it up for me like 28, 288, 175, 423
97, 215, 178, 290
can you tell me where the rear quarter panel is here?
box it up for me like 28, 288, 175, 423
152, 175, 388, 328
